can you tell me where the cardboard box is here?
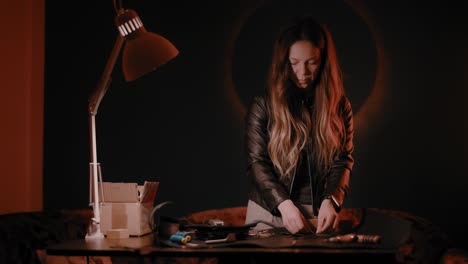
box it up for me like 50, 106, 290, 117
100, 202, 153, 236
98, 181, 159, 236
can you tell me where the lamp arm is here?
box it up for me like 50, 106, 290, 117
88, 34, 125, 115
86, 34, 124, 238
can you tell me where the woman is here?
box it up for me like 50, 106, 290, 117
244, 15, 354, 234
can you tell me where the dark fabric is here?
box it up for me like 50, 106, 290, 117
0, 211, 89, 264
245, 94, 354, 216
371, 209, 452, 264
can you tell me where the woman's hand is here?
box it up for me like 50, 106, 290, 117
277, 199, 311, 234
316, 198, 339, 234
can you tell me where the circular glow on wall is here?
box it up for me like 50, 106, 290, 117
223, 0, 390, 139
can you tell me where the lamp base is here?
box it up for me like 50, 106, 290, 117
85, 233, 105, 240
85, 222, 105, 240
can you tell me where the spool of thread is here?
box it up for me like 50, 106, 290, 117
169, 234, 185, 243
169, 232, 192, 244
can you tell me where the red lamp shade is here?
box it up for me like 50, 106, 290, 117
115, 9, 179, 81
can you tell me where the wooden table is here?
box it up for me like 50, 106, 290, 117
46, 209, 411, 263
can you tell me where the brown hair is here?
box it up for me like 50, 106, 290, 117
267, 16, 346, 179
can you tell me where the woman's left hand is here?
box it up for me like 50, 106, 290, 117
316, 198, 339, 234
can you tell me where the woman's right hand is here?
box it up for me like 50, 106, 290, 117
277, 199, 311, 234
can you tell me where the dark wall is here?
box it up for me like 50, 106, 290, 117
44, 0, 468, 248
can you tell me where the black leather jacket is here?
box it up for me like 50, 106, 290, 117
245, 94, 354, 216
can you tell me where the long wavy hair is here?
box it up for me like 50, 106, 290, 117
267, 16, 346, 179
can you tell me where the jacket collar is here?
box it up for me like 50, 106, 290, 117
286, 79, 316, 109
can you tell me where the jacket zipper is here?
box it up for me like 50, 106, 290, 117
306, 145, 316, 216
301, 108, 316, 216
289, 167, 296, 195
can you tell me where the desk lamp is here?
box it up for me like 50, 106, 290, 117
86, 0, 179, 239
